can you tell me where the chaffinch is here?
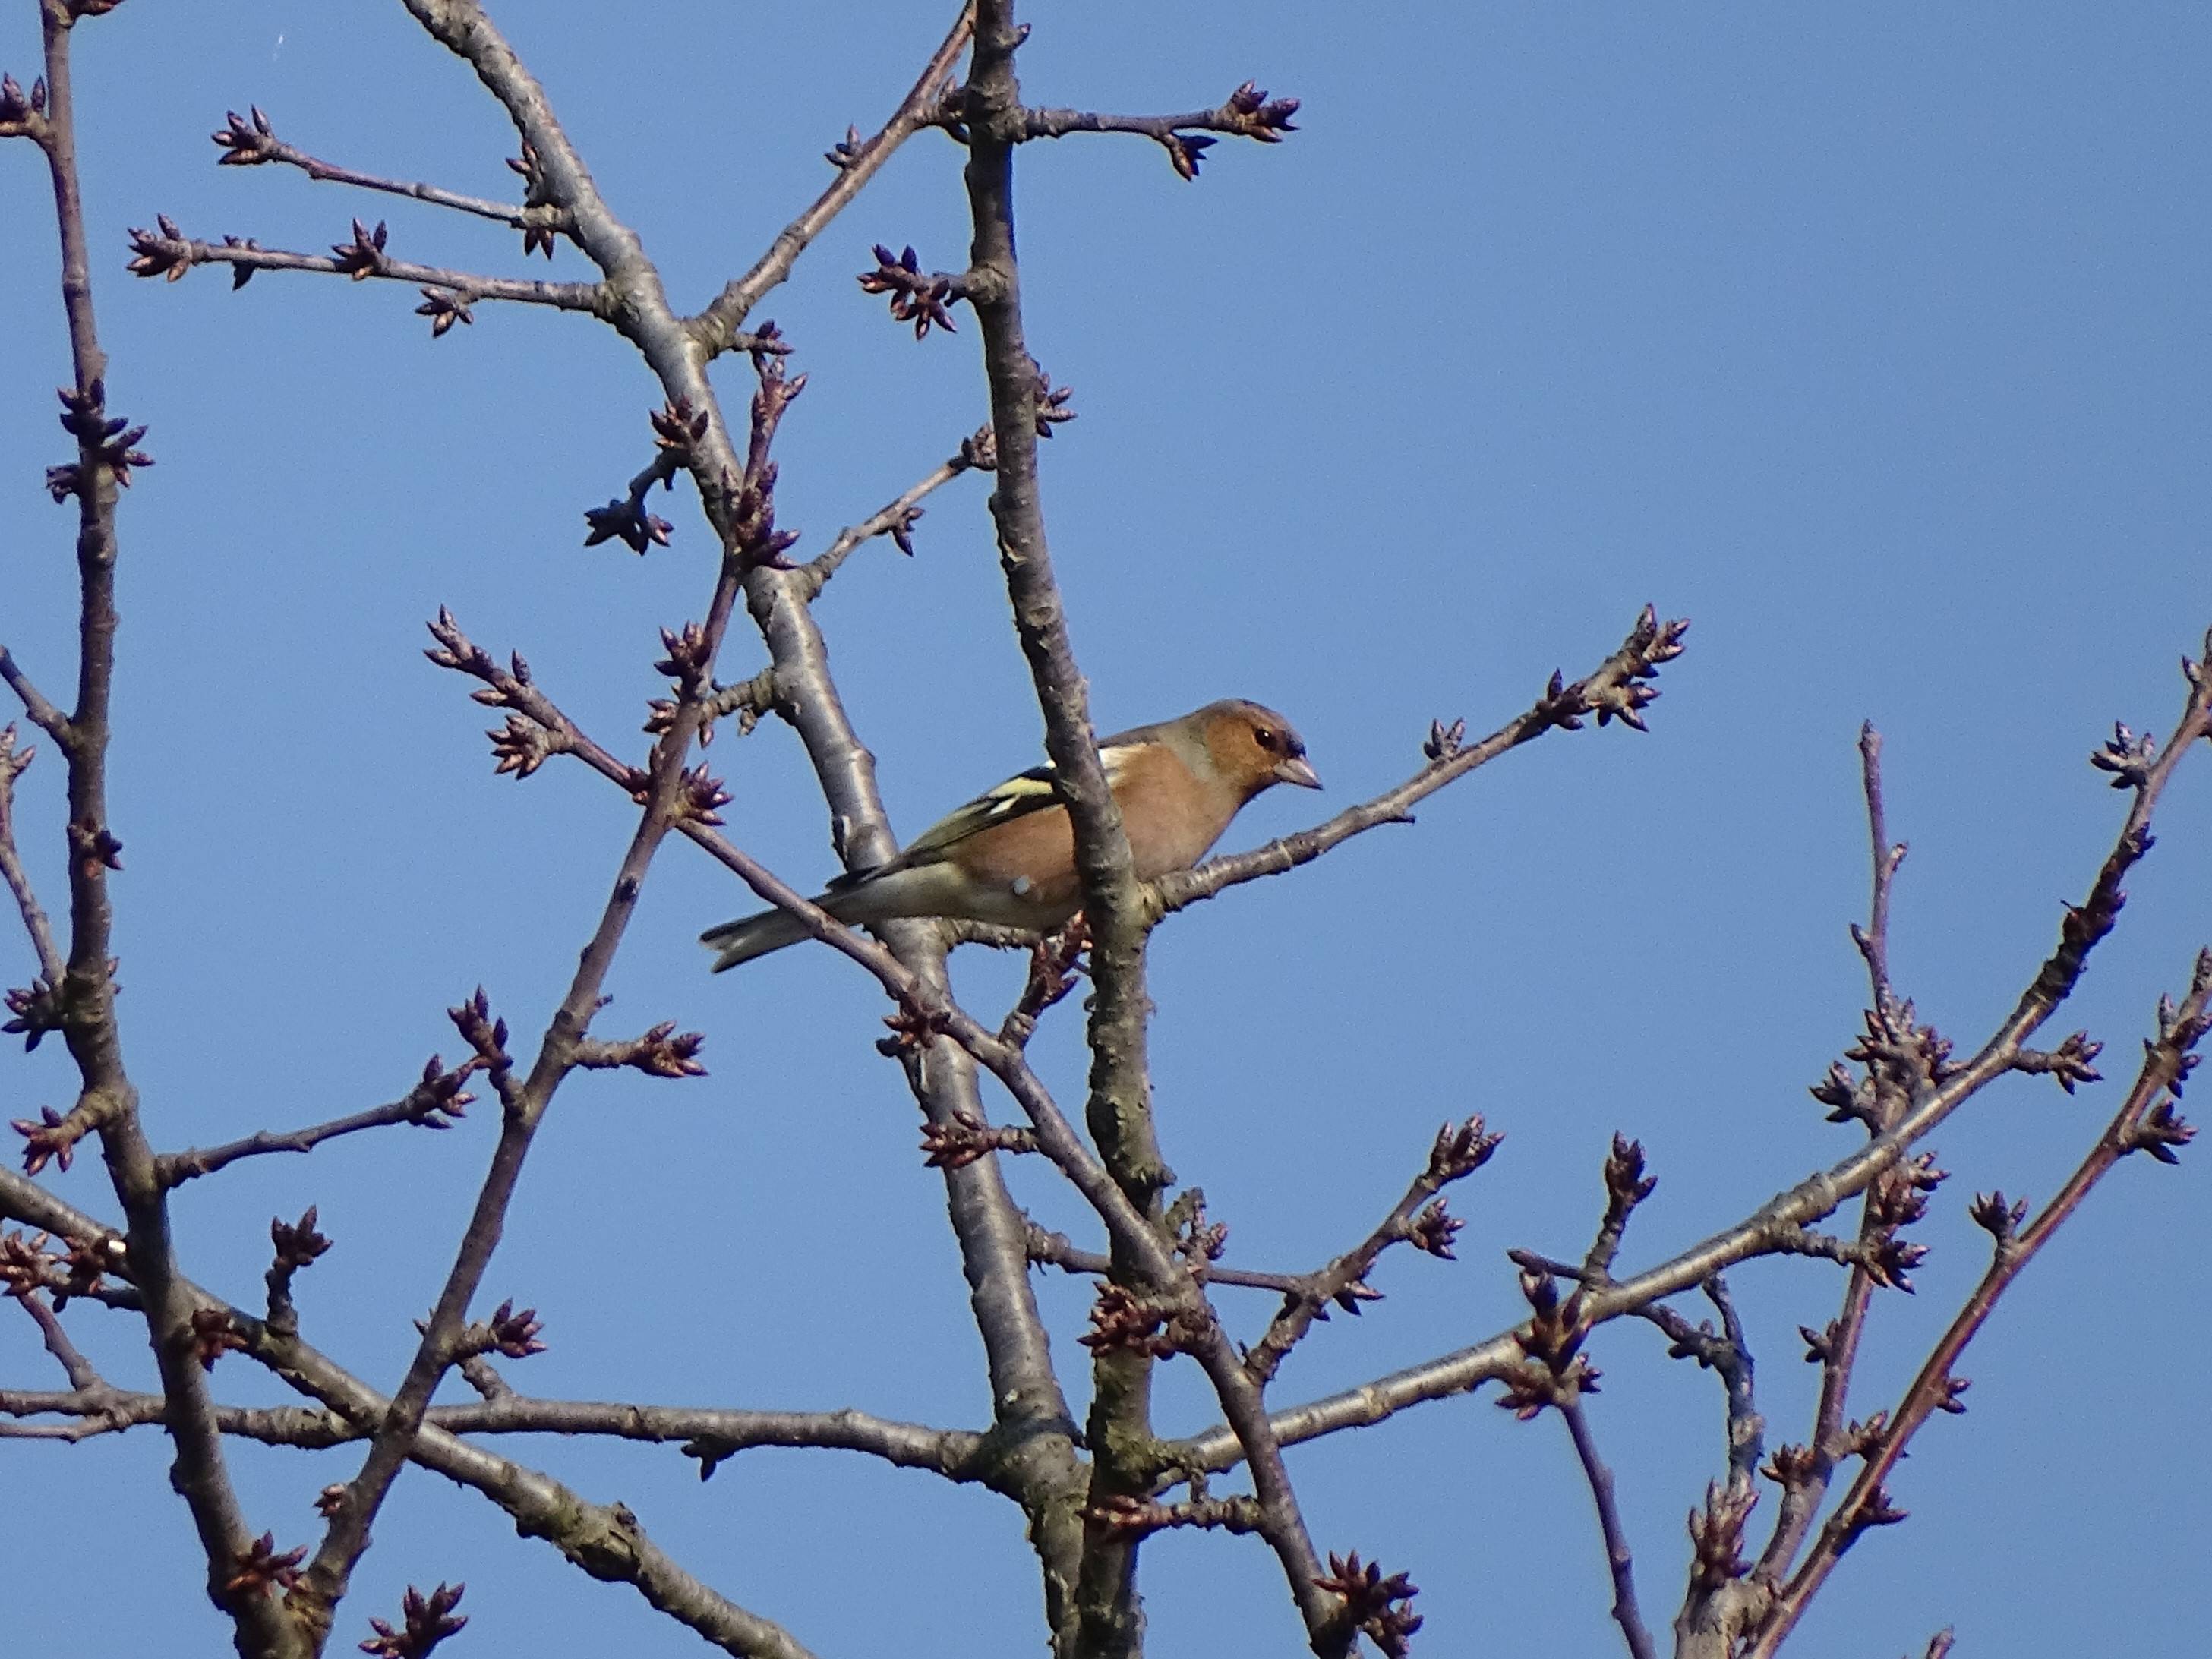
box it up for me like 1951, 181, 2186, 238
702, 699, 1320, 971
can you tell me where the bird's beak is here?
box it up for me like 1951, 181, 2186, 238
1275, 755, 1322, 790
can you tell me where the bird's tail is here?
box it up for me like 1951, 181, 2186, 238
700, 907, 815, 972
701, 864, 917, 972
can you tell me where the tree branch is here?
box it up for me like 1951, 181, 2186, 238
1743, 950, 2210, 1656
1851, 723, 1907, 1004
1557, 1392, 1658, 1659
1244, 1117, 1497, 1387
0, 648, 72, 744
691, 2, 976, 356
794, 435, 984, 600
156, 1057, 476, 1187
0, 726, 65, 986
207, 103, 570, 237
281, 11, 804, 1628
1027, 1222, 1310, 1296
0, 1377, 989, 1483
1150, 607, 1690, 919
960, 8, 1355, 1651
1006, 81, 1301, 181
12, 1282, 99, 1389
24, 8, 302, 1651
1175, 636, 2212, 1479
1750, 727, 1920, 1596
277, 5, 1093, 1645
125, 218, 606, 320
0, 1168, 821, 1659
958, 9, 1185, 1649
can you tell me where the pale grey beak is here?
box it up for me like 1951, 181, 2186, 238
1276, 755, 1322, 790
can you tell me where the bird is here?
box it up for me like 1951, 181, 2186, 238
702, 699, 1321, 971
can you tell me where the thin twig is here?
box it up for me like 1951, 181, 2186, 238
1150, 607, 1690, 919
0, 727, 65, 985
794, 445, 978, 598
691, 2, 977, 355
1582, 1134, 1658, 1282
207, 103, 564, 232
1245, 1117, 1497, 1386
125, 220, 605, 316
0, 1377, 990, 1481
1026, 1225, 1308, 1295
156, 1061, 475, 1187
0, 648, 71, 743
1851, 724, 1906, 1003
1755, 728, 1920, 1593
1006, 84, 1300, 181
1558, 1392, 1659, 1659
13, 1285, 99, 1390
1702, 1278, 1764, 1491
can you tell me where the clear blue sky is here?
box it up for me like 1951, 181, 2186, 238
2, 3, 2207, 1655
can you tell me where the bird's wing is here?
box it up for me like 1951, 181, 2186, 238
831, 738, 1142, 887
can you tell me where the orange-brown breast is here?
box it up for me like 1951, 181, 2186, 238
1114, 740, 1245, 876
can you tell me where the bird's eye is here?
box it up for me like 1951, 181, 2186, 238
1254, 727, 1278, 751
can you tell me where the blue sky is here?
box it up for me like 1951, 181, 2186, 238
2, 3, 2207, 1655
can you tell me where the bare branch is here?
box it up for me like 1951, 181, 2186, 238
1245, 1116, 1498, 1386
1558, 1392, 1658, 1659
1008, 80, 1301, 181
1701, 1278, 1764, 1491
571, 1022, 708, 1080
0, 649, 71, 744
1743, 950, 2211, 1655
0, 1368, 991, 1484
277, 9, 813, 1626
920, 1109, 1038, 1170
960, 9, 1351, 1648
1150, 607, 1691, 918
1582, 1134, 1658, 1282
248, 0, 1071, 1635
1751, 736, 1930, 1590
209, 103, 565, 238
157, 1056, 476, 1187
1087, 1492, 1265, 1538
263, 1208, 330, 1338
1850, 724, 1907, 1004
125, 215, 606, 317
7, 1272, 99, 1391
0, 1166, 822, 1659
995, 918, 1087, 1048
794, 438, 983, 599
1178, 638, 2212, 1478
693, 2, 977, 355
21, 11, 304, 1651
1026, 1222, 1308, 1297
0, 727, 65, 986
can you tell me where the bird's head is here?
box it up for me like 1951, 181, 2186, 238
1201, 699, 1322, 797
